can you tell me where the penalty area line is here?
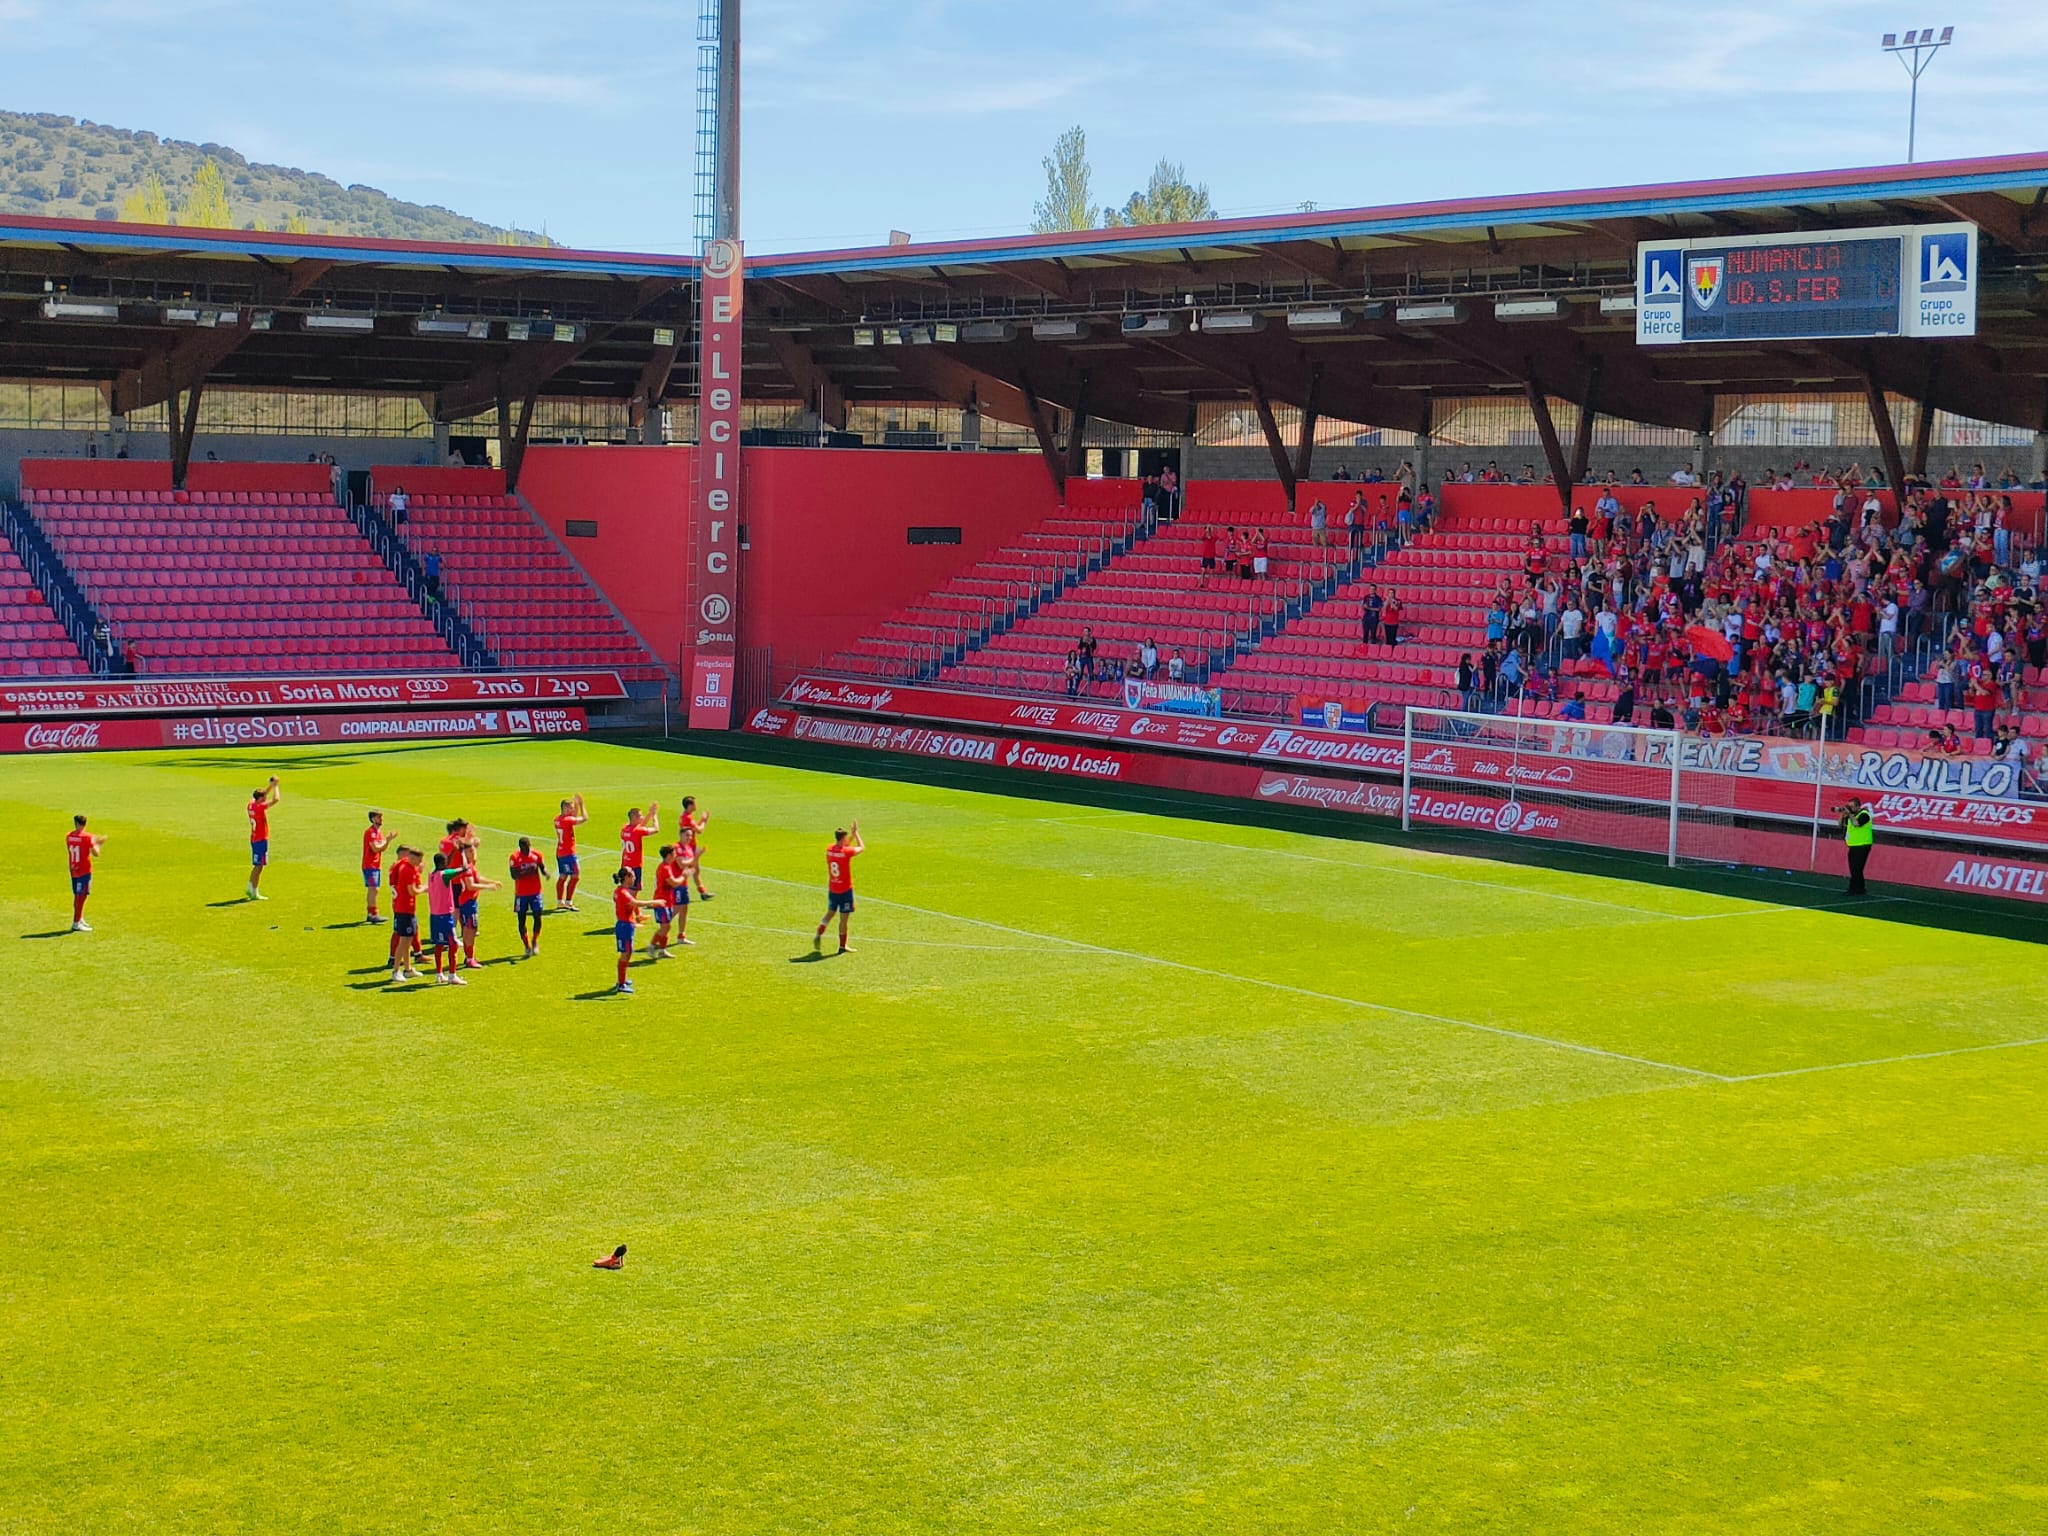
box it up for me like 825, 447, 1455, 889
1725, 1033, 2048, 1083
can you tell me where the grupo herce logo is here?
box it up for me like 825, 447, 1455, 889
1642, 248, 1683, 305
703, 239, 741, 280
700, 593, 731, 626
1921, 230, 1969, 292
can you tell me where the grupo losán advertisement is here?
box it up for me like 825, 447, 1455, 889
751, 703, 2048, 908
779, 675, 2048, 851
0, 670, 628, 720
0, 706, 588, 753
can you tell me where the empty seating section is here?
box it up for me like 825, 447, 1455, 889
393, 493, 665, 682
28, 488, 458, 675
940, 498, 1351, 695
1219, 516, 1579, 715
822, 510, 1139, 679
0, 540, 87, 676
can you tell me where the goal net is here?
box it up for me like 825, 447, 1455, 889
1401, 705, 1745, 868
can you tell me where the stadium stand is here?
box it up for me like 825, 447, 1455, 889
0, 536, 90, 677
384, 491, 668, 682
936, 480, 1373, 698
820, 480, 1145, 681
24, 482, 462, 675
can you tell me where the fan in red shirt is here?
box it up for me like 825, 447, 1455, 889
812, 820, 865, 956
361, 811, 390, 924
508, 836, 550, 958
66, 814, 104, 932
245, 776, 280, 902
386, 847, 425, 981
618, 800, 660, 891
552, 792, 587, 910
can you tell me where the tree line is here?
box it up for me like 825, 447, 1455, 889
1030, 125, 1217, 233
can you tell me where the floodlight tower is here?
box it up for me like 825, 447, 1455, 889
1880, 25, 1954, 164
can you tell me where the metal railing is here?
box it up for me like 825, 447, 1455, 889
343, 493, 498, 671
0, 497, 106, 672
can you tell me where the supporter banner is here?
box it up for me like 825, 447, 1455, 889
1295, 698, 1376, 733
749, 706, 2048, 908
0, 670, 627, 720
688, 235, 744, 731
0, 706, 588, 753
1120, 678, 1221, 717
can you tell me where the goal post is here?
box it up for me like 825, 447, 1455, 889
1401, 704, 1741, 868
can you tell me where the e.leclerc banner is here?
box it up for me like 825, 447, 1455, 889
0, 669, 626, 720
689, 236, 743, 729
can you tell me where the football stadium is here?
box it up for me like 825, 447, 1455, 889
7, 7, 2048, 1530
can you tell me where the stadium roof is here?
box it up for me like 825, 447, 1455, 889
2, 152, 2047, 486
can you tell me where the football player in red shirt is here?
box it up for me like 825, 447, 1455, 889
508, 836, 549, 958
246, 776, 280, 901
66, 814, 104, 932
361, 810, 391, 924
553, 792, 587, 910
439, 818, 485, 967
387, 847, 425, 982
679, 795, 715, 900
813, 820, 864, 956
446, 856, 501, 972
619, 800, 659, 891
611, 867, 651, 994
649, 843, 697, 958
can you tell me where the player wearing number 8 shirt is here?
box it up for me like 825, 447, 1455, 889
813, 820, 863, 956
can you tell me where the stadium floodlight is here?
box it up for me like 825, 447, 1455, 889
1881, 24, 1954, 163
40, 298, 121, 321
960, 321, 1017, 343
1287, 306, 1354, 333
249, 310, 273, 331
1121, 314, 1184, 337
652, 326, 678, 348
851, 327, 878, 347
413, 316, 491, 339
930, 322, 960, 344
1199, 312, 1265, 335
162, 306, 234, 327
1031, 318, 1091, 341
881, 326, 906, 345
304, 312, 376, 333
545, 321, 584, 344
1494, 298, 1564, 323
1395, 300, 1466, 326
1599, 294, 1638, 315
506, 320, 532, 342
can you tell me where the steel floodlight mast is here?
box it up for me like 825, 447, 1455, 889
1880, 25, 1954, 165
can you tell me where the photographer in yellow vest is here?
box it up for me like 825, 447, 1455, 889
1838, 796, 1875, 896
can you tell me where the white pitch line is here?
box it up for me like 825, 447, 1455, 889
692, 916, 1062, 954
1054, 820, 1723, 920
324, 794, 2028, 1087
1725, 1033, 2048, 1083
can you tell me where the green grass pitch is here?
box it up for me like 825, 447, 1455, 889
4, 735, 2048, 1532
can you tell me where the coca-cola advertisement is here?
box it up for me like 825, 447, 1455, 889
0, 669, 628, 720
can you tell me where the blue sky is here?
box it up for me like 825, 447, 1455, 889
1, 0, 2043, 254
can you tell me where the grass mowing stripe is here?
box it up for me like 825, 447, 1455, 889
1724, 1033, 2048, 1083
340, 793, 1724, 1082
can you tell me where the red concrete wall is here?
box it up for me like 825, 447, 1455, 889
368, 466, 506, 498
22, 459, 333, 495
739, 449, 1064, 666
509, 447, 1074, 672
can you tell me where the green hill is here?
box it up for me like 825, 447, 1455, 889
0, 110, 551, 245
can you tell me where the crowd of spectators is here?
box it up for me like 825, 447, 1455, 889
1441, 482, 2042, 753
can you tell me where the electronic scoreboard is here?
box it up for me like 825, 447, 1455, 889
1635, 222, 1976, 345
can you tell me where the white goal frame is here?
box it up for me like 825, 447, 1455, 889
1401, 704, 1686, 867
